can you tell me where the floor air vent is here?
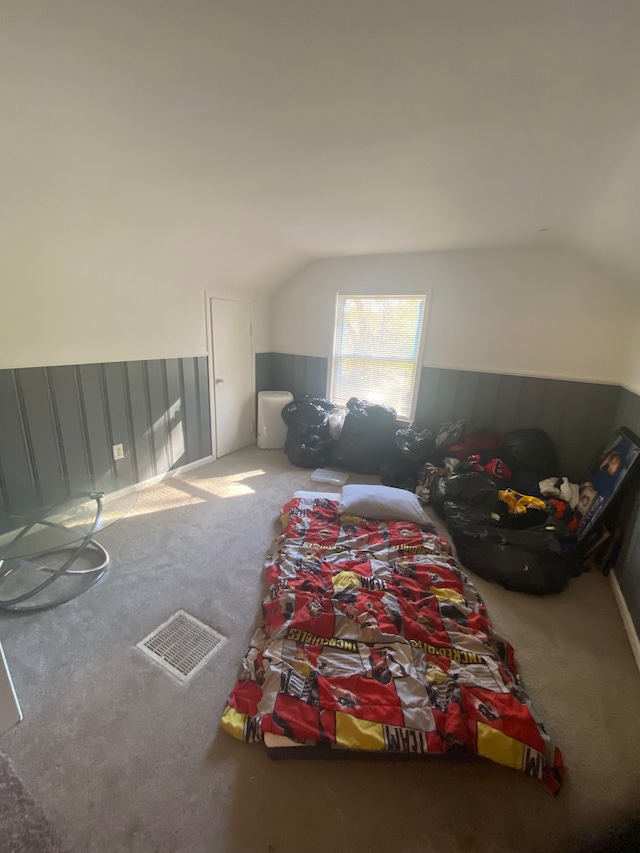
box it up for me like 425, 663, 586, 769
136, 610, 226, 683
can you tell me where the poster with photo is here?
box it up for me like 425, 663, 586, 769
576, 428, 640, 542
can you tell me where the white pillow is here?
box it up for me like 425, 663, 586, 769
338, 484, 430, 525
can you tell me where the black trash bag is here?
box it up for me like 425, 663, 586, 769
380, 459, 419, 491
346, 397, 397, 421
395, 424, 436, 462
429, 472, 499, 517
429, 476, 449, 516
499, 429, 559, 493
281, 397, 335, 435
445, 502, 578, 595
490, 501, 549, 529
284, 427, 334, 469
380, 424, 436, 489
435, 419, 474, 451
332, 398, 398, 474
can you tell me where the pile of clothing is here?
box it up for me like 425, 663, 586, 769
417, 419, 592, 532
414, 420, 584, 594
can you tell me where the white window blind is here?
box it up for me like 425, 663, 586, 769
330, 295, 426, 421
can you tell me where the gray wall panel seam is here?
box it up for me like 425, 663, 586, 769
178, 359, 189, 463
194, 357, 204, 460
12, 369, 41, 503
123, 363, 140, 483
199, 356, 212, 458
142, 361, 157, 478
73, 365, 94, 487
0, 463, 7, 513
99, 363, 118, 479
45, 366, 69, 491
161, 360, 173, 468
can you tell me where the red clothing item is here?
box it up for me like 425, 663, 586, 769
446, 432, 504, 459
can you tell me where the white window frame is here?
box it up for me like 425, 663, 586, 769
328, 292, 430, 424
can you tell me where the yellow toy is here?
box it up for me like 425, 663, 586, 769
498, 488, 547, 515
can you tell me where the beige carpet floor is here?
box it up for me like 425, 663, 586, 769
1, 446, 639, 853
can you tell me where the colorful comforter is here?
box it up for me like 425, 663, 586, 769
221, 496, 563, 794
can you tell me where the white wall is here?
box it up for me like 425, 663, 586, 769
622, 314, 640, 395
5, 8, 640, 374
1, 272, 269, 370
250, 293, 271, 356
2, 273, 208, 371
271, 245, 639, 385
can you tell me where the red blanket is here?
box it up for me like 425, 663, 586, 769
221, 496, 563, 793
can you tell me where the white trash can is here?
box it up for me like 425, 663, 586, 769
257, 391, 294, 449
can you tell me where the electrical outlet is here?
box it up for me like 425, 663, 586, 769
112, 443, 124, 461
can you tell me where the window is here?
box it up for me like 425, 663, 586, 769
329, 294, 427, 421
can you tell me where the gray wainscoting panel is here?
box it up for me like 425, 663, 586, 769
18, 368, 66, 508
180, 358, 200, 467
255, 352, 272, 397
617, 487, 640, 637
103, 362, 136, 486
165, 359, 184, 470
146, 360, 170, 477
78, 363, 114, 485
0, 356, 211, 514
124, 361, 154, 483
615, 386, 640, 433
416, 367, 620, 481
256, 353, 328, 400
48, 365, 91, 487
195, 357, 212, 459
0, 372, 39, 513
613, 387, 640, 636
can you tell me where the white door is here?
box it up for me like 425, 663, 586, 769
210, 298, 254, 457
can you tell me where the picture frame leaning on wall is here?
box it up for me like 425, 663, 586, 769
575, 427, 640, 546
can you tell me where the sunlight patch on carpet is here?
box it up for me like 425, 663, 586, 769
191, 468, 265, 498
131, 484, 206, 517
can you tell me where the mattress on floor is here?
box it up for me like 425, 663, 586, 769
220, 495, 563, 794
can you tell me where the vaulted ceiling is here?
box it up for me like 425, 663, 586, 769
3, 0, 640, 292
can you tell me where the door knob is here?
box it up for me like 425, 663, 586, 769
215, 378, 224, 384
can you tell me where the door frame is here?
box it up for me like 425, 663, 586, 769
204, 290, 256, 459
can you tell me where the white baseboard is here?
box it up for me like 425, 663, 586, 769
610, 570, 640, 676
109, 455, 215, 502
144, 455, 215, 486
